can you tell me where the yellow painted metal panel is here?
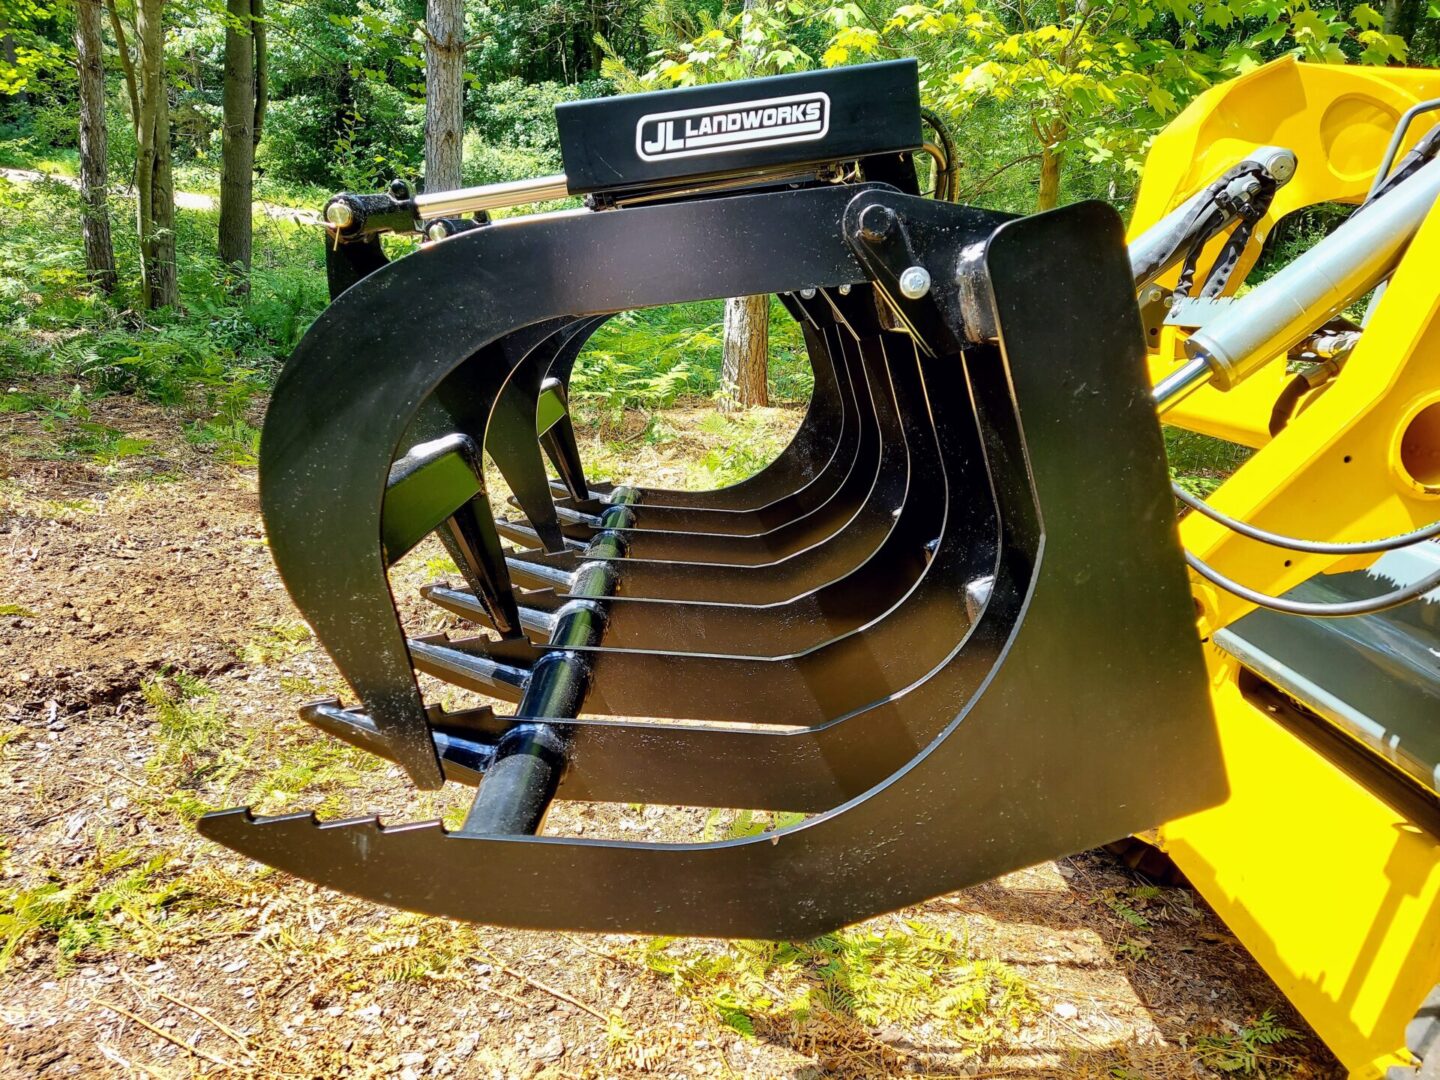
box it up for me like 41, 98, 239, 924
1157, 655, 1440, 1077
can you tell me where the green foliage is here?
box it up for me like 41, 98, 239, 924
1193, 1009, 1302, 1075
238, 620, 314, 665
185, 416, 262, 466
0, 176, 327, 424
1165, 427, 1253, 497
141, 670, 229, 796
573, 300, 812, 412
627, 0, 1432, 212
0, 841, 189, 973
0, 0, 66, 95
243, 733, 383, 815
57, 421, 154, 464
639, 922, 1036, 1046
692, 411, 794, 485
703, 808, 807, 840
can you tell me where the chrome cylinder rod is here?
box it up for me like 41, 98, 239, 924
1152, 355, 1214, 413
1186, 155, 1440, 391
412, 174, 572, 220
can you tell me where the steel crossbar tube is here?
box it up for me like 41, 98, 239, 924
459, 491, 639, 836
413, 175, 572, 220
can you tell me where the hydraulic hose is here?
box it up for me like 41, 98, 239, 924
1174, 484, 1440, 554
1185, 550, 1440, 618
921, 107, 958, 202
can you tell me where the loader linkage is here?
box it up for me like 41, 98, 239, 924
199, 59, 1225, 938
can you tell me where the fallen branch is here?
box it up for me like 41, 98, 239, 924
93, 999, 243, 1070
122, 971, 252, 1049
479, 948, 611, 1022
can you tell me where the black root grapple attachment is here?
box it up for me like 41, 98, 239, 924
200, 59, 1225, 939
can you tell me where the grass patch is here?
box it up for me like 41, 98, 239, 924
240, 620, 314, 666
1165, 426, 1253, 497
184, 417, 262, 466
56, 421, 153, 464
243, 735, 384, 817
0, 602, 36, 617
278, 673, 342, 699
691, 411, 794, 488
139, 670, 236, 818
638, 922, 1035, 1059
0, 840, 190, 974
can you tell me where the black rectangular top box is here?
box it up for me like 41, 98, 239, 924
555, 59, 922, 196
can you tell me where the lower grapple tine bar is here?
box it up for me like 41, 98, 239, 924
497, 517, 587, 551
460, 489, 639, 836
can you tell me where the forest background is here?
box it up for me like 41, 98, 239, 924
0, 0, 1437, 431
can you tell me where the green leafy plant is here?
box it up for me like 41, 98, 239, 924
0, 843, 190, 973
1193, 1009, 1302, 1075
185, 417, 262, 466
638, 922, 1035, 1047
239, 620, 314, 665
141, 670, 228, 778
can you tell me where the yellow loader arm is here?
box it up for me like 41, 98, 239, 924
1129, 57, 1440, 1079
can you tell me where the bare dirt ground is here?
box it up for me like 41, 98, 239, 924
0, 387, 1343, 1079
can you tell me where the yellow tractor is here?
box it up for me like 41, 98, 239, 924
1132, 57, 1440, 1079
195, 55, 1438, 1077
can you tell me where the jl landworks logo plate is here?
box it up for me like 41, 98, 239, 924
635, 91, 830, 162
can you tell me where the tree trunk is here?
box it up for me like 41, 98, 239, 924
251, 0, 266, 146
1383, 0, 1422, 48
1037, 144, 1062, 211
423, 0, 465, 192
719, 294, 769, 412
2, 35, 29, 106
717, 0, 770, 413
75, 0, 116, 292
106, 0, 141, 125
135, 0, 176, 308
218, 0, 255, 278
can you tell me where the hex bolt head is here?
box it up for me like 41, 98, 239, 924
838, 283, 852, 295
799, 287, 817, 299
426, 222, 449, 242
324, 201, 354, 229
859, 204, 897, 241
898, 265, 931, 300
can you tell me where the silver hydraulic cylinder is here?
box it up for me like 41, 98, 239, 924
412, 175, 571, 220
1185, 154, 1440, 392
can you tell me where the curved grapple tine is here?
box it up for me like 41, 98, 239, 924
223, 181, 1223, 937
434, 306, 940, 657
256, 185, 872, 786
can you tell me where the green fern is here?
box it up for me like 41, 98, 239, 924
0, 846, 189, 973
1193, 1010, 1301, 1075
633, 921, 1035, 1046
